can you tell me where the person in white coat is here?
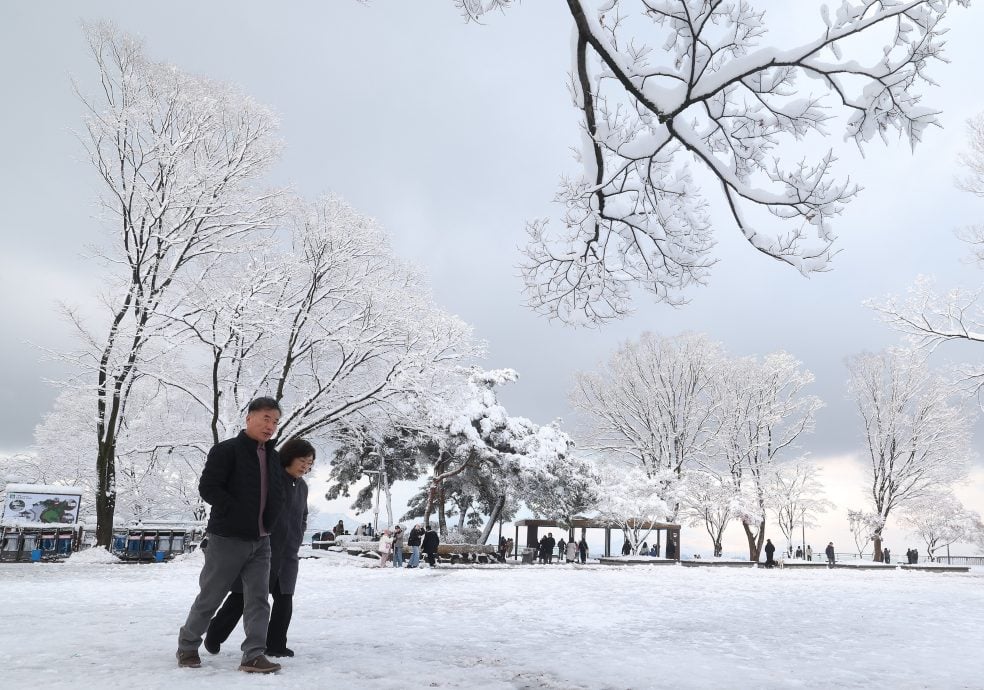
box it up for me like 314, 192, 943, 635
377, 529, 394, 568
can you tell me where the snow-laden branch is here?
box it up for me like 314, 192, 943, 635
495, 0, 973, 323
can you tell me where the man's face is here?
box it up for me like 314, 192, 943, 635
244, 408, 280, 443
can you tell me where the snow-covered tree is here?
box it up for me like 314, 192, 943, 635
326, 424, 426, 520
464, 0, 972, 323
594, 462, 675, 554
899, 492, 984, 561
28, 383, 210, 526
678, 468, 738, 557
63, 24, 282, 545
872, 112, 984, 393
523, 453, 600, 530
411, 368, 575, 543
571, 331, 723, 489
710, 352, 822, 561
163, 195, 481, 448
769, 461, 834, 556
847, 349, 974, 560
847, 508, 884, 558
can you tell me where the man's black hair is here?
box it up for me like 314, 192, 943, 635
279, 437, 316, 467
247, 396, 281, 414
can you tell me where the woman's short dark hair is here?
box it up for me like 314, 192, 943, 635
247, 396, 282, 414
279, 437, 316, 467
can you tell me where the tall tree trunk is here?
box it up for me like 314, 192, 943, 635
95, 437, 117, 548
479, 495, 506, 545
423, 482, 436, 529
742, 518, 766, 562
872, 534, 884, 562
437, 483, 447, 536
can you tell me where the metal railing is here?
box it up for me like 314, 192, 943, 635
931, 555, 984, 566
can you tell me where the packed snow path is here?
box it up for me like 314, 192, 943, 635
2, 551, 982, 689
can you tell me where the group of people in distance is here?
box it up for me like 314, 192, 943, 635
535, 532, 589, 564
375, 523, 440, 568
792, 545, 815, 560
621, 537, 677, 559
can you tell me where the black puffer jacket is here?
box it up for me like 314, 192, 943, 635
200, 431, 286, 540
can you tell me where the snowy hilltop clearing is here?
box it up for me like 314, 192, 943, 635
2, 551, 982, 689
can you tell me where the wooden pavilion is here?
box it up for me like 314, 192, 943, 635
512, 517, 681, 561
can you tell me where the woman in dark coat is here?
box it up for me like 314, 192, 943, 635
764, 539, 776, 568
422, 525, 440, 567
205, 438, 314, 658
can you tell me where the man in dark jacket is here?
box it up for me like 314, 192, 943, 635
176, 398, 286, 674
204, 438, 314, 658
825, 542, 836, 565
422, 525, 440, 567
407, 524, 424, 568
545, 533, 556, 564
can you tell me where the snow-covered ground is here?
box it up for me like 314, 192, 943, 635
2, 550, 983, 689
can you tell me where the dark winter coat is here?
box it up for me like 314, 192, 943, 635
825, 544, 835, 560
408, 526, 424, 547
422, 529, 440, 554
200, 431, 286, 540
269, 474, 308, 595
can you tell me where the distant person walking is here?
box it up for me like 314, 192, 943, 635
557, 538, 566, 563
805, 545, 813, 561
422, 525, 440, 567
391, 525, 405, 568
578, 537, 588, 564
883, 547, 891, 564
764, 539, 776, 568
377, 529, 394, 568
407, 524, 423, 568
825, 542, 835, 565
566, 539, 577, 564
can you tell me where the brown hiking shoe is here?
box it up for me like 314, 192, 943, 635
238, 655, 281, 674
176, 649, 202, 668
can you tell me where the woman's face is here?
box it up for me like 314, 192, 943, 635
286, 454, 315, 479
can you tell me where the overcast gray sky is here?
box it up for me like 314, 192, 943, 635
2, 1, 983, 551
